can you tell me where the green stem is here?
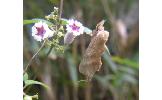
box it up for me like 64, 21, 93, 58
59, 0, 63, 20
23, 40, 46, 74
46, 45, 53, 57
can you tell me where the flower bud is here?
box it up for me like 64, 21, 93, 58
64, 32, 75, 45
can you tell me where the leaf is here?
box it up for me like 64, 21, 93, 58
95, 75, 114, 88
23, 73, 28, 81
23, 94, 38, 100
112, 56, 139, 69
104, 45, 111, 55
23, 18, 53, 26
103, 51, 118, 73
66, 53, 78, 84
23, 95, 32, 100
121, 74, 137, 85
84, 27, 92, 35
23, 19, 38, 25
24, 80, 49, 89
77, 80, 88, 87
119, 66, 136, 75
60, 18, 68, 25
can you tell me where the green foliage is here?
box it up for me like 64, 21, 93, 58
24, 94, 38, 100
66, 52, 78, 84
112, 56, 139, 69
77, 80, 88, 87
23, 73, 49, 89
23, 73, 28, 81
103, 51, 118, 73
23, 19, 53, 26
23, 73, 49, 100
24, 80, 49, 89
24, 95, 33, 100
83, 27, 92, 35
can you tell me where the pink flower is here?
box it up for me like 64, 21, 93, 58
32, 21, 54, 41
64, 19, 84, 44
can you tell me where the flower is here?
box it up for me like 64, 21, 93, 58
66, 19, 84, 36
64, 19, 84, 44
32, 21, 54, 41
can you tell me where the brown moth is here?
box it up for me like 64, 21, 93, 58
79, 20, 109, 81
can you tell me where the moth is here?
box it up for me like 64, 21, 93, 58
79, 20, 109, 81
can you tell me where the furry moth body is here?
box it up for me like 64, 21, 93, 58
79, 20, 109, 81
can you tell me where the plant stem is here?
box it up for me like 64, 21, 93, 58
45, 0, 64, 57
23, 40, 46, 74
59, 0, 63, 20
46, 45, 53, 57
24, 0, 64, 75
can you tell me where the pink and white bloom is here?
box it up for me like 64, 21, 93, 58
64, 19, 84, 44
66, 19, 84, 36
32, 21, 54, 41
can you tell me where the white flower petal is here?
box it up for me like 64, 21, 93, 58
31, 21, 54, 41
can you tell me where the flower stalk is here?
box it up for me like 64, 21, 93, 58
23, 40, 46, 74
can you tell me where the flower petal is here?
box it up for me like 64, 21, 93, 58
31, 21, 54, 41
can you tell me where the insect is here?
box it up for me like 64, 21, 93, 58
79, 20, 109, 81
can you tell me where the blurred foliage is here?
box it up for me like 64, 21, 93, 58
23, 0, 139, 100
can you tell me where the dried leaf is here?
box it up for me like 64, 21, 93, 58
79, 20, 109, 81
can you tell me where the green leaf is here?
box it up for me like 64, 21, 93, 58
104, 45, 111, 55
23, 94, 38, 100
23, 18, 53, 26
111, 56, 139, 69
77, 80, 88, 87
24, 80, 49, 89
23, 19, 38, 25
121, 74, 137, 85
66, 53, 78, 84
84, 27, 92, 35
119, 66, 136, 75
23, 73, 28, 81
95, 75, 114, 88
23, 95, 32, 100
60, 18, 68, 25
103, 51, 118, 73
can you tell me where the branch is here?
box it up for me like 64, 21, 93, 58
23, 40, 46, 74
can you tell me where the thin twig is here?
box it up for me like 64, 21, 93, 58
59, 0, 64, 20
46, 45, 53, 57
23, 40, 46, 74
47, 0, 64, 56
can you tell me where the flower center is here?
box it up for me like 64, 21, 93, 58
36, 25, 46, 38
70, 23, 80, 32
